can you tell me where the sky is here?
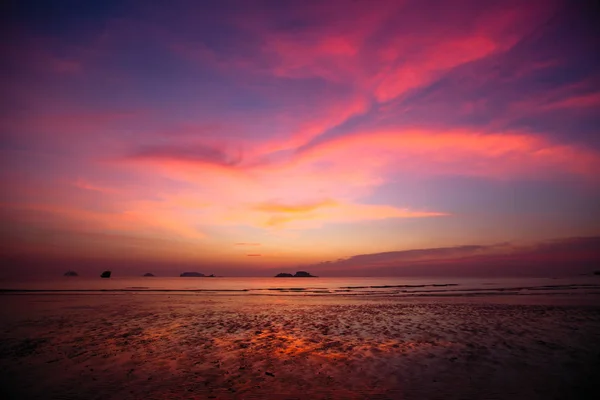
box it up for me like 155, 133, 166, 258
1, 0, 599, 277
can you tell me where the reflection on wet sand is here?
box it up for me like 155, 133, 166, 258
1, 294, 599, 399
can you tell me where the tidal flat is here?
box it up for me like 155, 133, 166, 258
1, 293, 599, 399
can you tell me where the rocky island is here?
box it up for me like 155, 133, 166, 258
143, 273, 155, 277
180, 272, 205, 277
275, 271, 317, 277
63, 270, 78, 277
100, 271, 111, 278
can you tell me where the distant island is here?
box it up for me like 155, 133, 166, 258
63, 270, 78, 277
180, 272, 205, 277
143, 273, 155, 277
580, 271, 600, 276
275, 271, 317, 277
100, 270, 111, 278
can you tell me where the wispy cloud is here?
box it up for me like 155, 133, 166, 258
129, 144, 243, 167
72, 179, 120, 194
254, 199, 337, 214
2, 0, 599, 272
296, 129, 600, 180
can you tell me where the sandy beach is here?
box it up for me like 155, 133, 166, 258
1, 293, 599, 399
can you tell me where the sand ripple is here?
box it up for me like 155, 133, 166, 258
1, 295, 599, 399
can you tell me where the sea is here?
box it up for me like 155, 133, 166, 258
1, 275, 600, 298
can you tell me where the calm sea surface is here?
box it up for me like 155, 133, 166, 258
1, 276, 599, 297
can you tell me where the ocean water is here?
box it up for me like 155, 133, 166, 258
1, 275, 600, 297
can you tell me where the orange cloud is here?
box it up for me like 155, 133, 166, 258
254, 201, 446, 229
254, 199, 337, 214
110, 124, 598, 235
1, 200, 205, 243
0, 200, 211, 263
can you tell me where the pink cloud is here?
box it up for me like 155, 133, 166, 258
231, 0, 556, 106
541, 92, 600, 110
373, 35, 501, 102
480, 79, 600, 131
297, 129, 600, 181
72, 179, 120, 194
108, 122, 599, 234
252, 94, 370, 156
3, 0, 597, 273
134, 0, 564, 162
109, 146, 450, 230
0, 198, 206, 250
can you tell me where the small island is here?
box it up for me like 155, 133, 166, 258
63, 270, 78, 277
275, 271, 317, 277
180, 272, 205, 277
100, 270, 111, 278
143, 273, 155, 277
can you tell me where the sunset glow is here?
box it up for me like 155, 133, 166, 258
2, 0, 599, 276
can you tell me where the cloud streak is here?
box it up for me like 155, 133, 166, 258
2, 0, 599, 273
303, 237, 600, 277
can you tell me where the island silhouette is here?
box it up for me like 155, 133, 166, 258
275, 271, 317, 277
180, 272, 205, 277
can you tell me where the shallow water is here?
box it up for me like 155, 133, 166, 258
2, 276, 600, 298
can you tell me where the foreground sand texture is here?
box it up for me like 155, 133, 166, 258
1, 294, 599, 399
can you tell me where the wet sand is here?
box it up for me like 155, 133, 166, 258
1, 294, 599, 399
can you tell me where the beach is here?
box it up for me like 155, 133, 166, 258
4, 0, 600, 398
1, 289, 600, 399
